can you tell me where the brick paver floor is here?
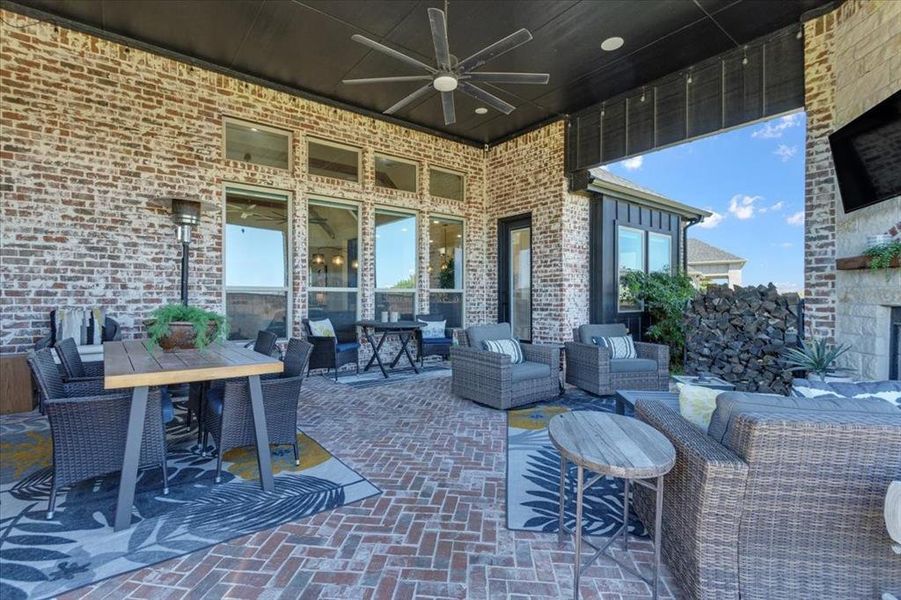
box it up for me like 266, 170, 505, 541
63, 374, 682, 599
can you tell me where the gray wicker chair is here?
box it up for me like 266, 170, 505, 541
27, 349, 168, 519
55, 337, 104, 380
633, 395, 901, 600
450, 323, 559, 410
564, 324, 668, 396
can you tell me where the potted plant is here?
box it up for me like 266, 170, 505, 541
144, 304, 227, 351
863, 238, 901, 278
782, 338, 852, 381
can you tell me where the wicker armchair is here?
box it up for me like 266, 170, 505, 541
27, 349, 168, 519
55, 337, 104, 379
414, 313, 453, 367
450, 323, 559, 410
302, 318, 359, 381
633, 396, 901, 600
565, 324, 668, 398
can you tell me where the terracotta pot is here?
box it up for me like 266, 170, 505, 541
145, 320, 219, 352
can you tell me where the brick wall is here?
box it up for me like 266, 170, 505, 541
802, 0, 901, 378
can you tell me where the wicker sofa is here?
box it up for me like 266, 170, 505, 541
565, 324, 669, 396
633, 392, 901, 600
450, 323, 559, 410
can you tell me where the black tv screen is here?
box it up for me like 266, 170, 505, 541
829, 89, 901, 213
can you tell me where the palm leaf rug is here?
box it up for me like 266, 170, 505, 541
506, 390, 648, 538
0, 411, 380, 600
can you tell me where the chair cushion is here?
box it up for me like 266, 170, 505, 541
335, 342, 359, 353
422, 337, 453, 345
160, 386, 175, 423
592, 335, 637, 359
677, 383, 721, 432
707, 391, 899, 443
511, 361, 552, 382
609, 358, 657, 373
792, 378, 901, 408
579, 323, 627, 344
483, 338, 524, 364
420, 319, 447, 339
308, 318, 336, 337
466, 323, 512, 349
206, 387, 224, 416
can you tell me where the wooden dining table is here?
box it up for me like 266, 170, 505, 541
104, 340, 283, 531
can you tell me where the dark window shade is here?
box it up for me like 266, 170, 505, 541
764, 32, 805, 115
575, 111, 601, 170
602, 100, 626, 162
723, 46, 764, 128
655, 77, 687, 148
627, 91, 655, 156
687, 62, 723, 138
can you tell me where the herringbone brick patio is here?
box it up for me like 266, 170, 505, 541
61, 375, 682, 600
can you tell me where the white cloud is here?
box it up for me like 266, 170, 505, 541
621, 155, 644, 171
728, 194, 762, 220
774, 281, 804, 294
696, 210, 724, 229
757, 201, 783, 214
774, 144, 798, 162
769, 201, 785, 211
786, 211, 805, 226
751, 113, 801, 139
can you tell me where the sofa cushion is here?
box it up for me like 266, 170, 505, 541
609, 358, 657, 373
466, 323, 511, 349
708, 391, 899, 443
511, 361, 551, 382
335, 342, 359, 353
579, 323, 627, 345
483, 338, 524, 364
792, 378, 901, 408
422, 337, 453, 345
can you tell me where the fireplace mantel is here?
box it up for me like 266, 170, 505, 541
835, 255, 901, 270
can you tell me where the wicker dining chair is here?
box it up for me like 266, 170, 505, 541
27, 349, 169, 519
55, 337, 104, 379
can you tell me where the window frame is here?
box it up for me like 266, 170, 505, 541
616, 225, 646, 313
374, 152, 419, 193
374, 205, 419, 317
307, 196, 362, 325
648, 231, 674, 274
222, 182, 294, 341
427, 214, 465, 327
222, 116, 293, 172
428, 165, 466, 201
307, 136, 362, 183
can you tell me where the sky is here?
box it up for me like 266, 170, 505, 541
605, 111, 807, 293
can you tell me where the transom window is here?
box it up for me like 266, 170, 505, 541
375, 153, 417, 193
308, 199, 360, 336
308, 138, 360, 182
428, 216, 464, 328
429, 167, 465, 201
224, 186, 291, 340
224, 117, 291, 171
375, 208, 417, 321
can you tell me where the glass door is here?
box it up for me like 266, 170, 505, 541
498, 214, 532, 342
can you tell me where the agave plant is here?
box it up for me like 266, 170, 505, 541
782, 338, 851, 381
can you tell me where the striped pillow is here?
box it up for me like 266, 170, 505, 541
482, 338, 524, 364
591, 335, 637, 359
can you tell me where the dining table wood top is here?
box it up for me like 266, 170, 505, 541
103, 340, 283, 389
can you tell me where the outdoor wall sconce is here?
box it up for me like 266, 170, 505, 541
151, 197, 214, 306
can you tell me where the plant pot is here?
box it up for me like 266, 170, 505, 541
144, 320, 219, 352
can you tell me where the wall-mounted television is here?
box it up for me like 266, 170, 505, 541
829, 90, 901, 213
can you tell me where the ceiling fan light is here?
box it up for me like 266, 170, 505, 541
601, 36, 624, 52
433, 74, 458, 92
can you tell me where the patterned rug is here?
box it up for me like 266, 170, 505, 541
334, 363, 451, 388
506, 389, 648, 538
0, 411, 380, 600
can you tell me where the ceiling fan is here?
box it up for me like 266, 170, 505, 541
341, 5, 549, 125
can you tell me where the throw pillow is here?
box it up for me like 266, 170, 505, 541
677, 383, 721, 433
419, 319, 447, 339
308, 318, 336, 338
482, 338, 524, 364
591, 335, 637, 359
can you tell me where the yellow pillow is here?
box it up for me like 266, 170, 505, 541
677, 383, 721, 433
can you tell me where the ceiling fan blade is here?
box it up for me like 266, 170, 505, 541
458, 29, 533, 72
351, 34, 436, 74
458, 82, 515, 114
342, 75, 433, 85
466, 72, 549, 85
441, 91, 456, 125
428, 8, 451, 70
384, 84, 434, 115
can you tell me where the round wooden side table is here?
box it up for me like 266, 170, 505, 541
548, 411, 676, 599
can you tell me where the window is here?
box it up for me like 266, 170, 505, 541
225, 186, 290, 340
224, 118, 291, 170
308, 138, 360, 182
648, 232, 673, 273
375, 208, 417, 320
617, 226, 645, 312
428, 216, 464, 328
375, 154, 417, 192
429, 167, 464, 200
308, 199, 360, 335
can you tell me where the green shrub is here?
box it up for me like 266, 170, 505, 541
146, 304, 227, 350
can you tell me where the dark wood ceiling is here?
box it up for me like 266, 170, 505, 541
7, 0, 834, 144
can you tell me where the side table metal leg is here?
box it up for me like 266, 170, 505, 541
622, 478, 630, 553
558, 456, 567, 545
653, 475, 664, 599
573, 465, 584, 600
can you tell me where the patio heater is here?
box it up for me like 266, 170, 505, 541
153, 198, 210, 305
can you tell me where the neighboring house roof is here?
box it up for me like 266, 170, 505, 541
687, 239, 747, 265
586, 167, 712, 221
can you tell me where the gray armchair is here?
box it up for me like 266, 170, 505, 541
564, 323, 668, 398
450, 323, 559, 410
